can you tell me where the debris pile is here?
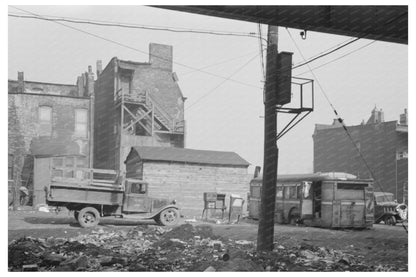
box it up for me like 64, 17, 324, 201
8, 224, 406, 272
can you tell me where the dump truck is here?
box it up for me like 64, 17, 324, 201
45, 167, 179, 228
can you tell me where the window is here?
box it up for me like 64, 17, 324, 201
75, 109, 88, 138
276, 186, 283, 199
284, 186, 298, 199
131, 183, 146, 194
52, 156, 87, 179
39, 106, 52, 136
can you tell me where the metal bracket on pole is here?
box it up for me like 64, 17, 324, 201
276, 77, 314, 141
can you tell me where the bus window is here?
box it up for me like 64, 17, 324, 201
276, 186, 283, 199
284, 186, 297, 199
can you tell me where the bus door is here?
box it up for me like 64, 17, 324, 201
301, 181, 313, 218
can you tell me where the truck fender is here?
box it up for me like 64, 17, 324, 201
147, 204, 180, 219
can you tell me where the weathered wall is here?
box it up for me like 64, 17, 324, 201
93, 58, 119, 170
313, 121, 408, 201
140, 161, 251, 217
8, 92, 91, 205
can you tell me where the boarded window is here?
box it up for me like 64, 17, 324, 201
39, 106, 52, 136
52, 156, 87, 179
75, 109, 88, 138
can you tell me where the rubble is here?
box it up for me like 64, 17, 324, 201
8, 224, 406, 272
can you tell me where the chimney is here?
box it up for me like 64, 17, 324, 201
77, 75, 85, 97
96, 60, 103, 76
17, 71, 24, 93
149, 43, 173, 72
254, 166, 261, 178
86, 65, 95, 96
400, 108, 408, 125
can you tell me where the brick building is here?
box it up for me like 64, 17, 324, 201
125, 146, 251, 217
313, 107, 408, 203
93, 43, 186, 172
8, 69, 94, 206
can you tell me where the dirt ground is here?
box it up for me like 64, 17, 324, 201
8, 210, 408, 271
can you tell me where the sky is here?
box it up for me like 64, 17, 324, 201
6, 4, 409, 175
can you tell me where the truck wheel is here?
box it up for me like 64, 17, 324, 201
159, 208, 179, 226
78, 207, 100, 228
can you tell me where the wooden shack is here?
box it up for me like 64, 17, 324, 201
125, 146, 251, 217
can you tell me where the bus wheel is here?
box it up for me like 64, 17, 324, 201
385, 215, 396, 226
288, 208, 300, 225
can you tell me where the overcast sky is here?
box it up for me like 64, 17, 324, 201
7, 4, 409, 174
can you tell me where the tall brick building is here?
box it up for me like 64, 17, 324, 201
93, 43, 186, 172
313, 108, 408, 203
8, 70, 94, 206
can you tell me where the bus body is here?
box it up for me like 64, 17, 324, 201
248, 172, 374, 228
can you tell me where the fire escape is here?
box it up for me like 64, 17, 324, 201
115, 88, 185, 137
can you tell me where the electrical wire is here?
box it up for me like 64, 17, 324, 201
185, 53, 260, 111
8, 13, 266, 41
9, 6, 263, 90
285, 27, 389, 196
180, 50, 259, 76
294, 40, 377, 77
291, 37, 361, 70
257, 23, 266, 80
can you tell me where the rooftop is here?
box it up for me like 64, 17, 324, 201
128, 146, 250, 167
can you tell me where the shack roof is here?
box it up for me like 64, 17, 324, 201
128, 146, 250, 167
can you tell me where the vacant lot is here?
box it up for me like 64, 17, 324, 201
8, 210, 408, 271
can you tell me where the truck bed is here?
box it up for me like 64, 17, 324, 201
47, 181, 124, 206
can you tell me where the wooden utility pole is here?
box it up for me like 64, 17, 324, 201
257, 25, 279, 251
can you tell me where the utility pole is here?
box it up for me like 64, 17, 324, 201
257, 25, 279, 251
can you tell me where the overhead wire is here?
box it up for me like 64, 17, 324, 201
9, 6, 263, 90
291, 37, 361, 69
294, 40, 377, 77
180, 50, 260, 76
8, 13, 267, 42
185, 53, 260, 111
285, 27, 389, 196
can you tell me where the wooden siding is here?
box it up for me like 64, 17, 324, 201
141, 161, 251, 217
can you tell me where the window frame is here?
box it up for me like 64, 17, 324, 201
38, 106, 52, 136
74, 108, 88, 138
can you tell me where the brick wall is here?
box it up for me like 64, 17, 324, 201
8, 92, 91, 205
93, 58, 119, 170
141, 161, 251, 217
313, 121, 408, 201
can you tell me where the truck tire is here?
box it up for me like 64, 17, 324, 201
158, 208, 179, 226
78, 207, 100, 228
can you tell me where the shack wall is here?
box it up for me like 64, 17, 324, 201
141, 161, 251, 217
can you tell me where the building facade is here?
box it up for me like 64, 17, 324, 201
93, 43, 186, 172
125, 146, 251, 217
8, 69, 94, 206
313, 108, 408, 203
